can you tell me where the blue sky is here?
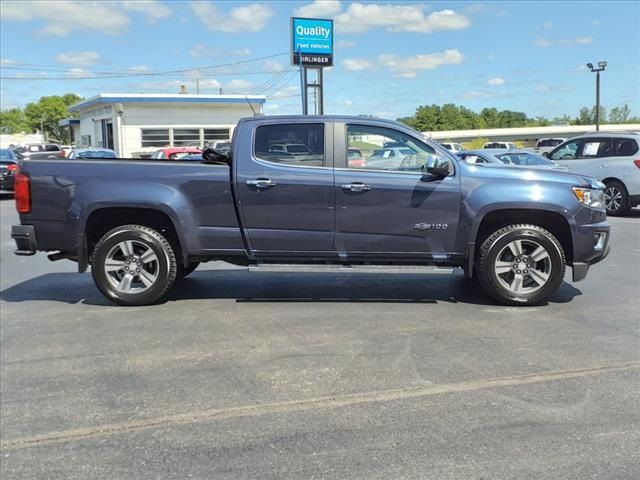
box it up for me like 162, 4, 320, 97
1, 0, 639, 120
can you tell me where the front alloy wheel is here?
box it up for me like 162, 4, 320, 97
477, 224, 566, 306
494, 239, 552, 295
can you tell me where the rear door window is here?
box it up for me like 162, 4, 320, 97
613, 138, 639, 157
579, 138, 611, 158
255, 124, 325, 168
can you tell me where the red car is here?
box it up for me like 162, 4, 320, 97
150, 147, 202, 160
348, 148, 367, 168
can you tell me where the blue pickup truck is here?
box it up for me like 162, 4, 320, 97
11, 115, 610, 306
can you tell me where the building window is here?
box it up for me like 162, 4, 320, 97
81, 135, 92, 147
141, 129, 170, 147
204, 128, 230, 144
173, 128, 201, 147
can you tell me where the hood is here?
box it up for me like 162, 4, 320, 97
458, 161, 601, 189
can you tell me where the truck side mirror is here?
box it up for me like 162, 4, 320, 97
423, 156, 450, 180
202, 147, 230, 165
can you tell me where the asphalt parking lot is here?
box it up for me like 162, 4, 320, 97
1, 196, 639, 479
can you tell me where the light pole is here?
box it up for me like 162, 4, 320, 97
586, 61, 607, 131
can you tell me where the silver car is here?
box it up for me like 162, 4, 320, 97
457, 149, 568, 171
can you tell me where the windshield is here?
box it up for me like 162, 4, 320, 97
286, 145, 310, 154
0, 149, 15, 159
496, 152, 553, 166
77, 150, 117, 158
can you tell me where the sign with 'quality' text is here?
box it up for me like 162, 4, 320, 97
291, 17, 334, 67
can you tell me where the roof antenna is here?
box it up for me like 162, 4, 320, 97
245, 95, 258, 116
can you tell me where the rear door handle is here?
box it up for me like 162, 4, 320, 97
247, 178, 277, 189
341, 182, 371, 192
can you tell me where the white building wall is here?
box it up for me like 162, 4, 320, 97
77, 102, 259, 157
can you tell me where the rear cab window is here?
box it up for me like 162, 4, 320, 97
254, 124, 325, 168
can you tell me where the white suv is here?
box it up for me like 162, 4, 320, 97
535, 138, 566, 155
548, 132, 640, 215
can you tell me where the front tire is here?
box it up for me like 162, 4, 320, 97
477, 224, 566, 306
91, 224, 177, 306
604, 180, 630, 216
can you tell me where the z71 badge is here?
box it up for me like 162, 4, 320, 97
414, 223, 448, 231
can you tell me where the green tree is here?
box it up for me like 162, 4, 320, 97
575, 107, 592, 125
23, 93, 82, 141
609, 104, 631, 124
0, 108, 31, 133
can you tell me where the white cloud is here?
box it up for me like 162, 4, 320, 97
232, 48, 252, 57
121, 0, 171, 23
336, 5, 470, 33
344, 100, 353, 107
263, 60, 285, 73
294, 2, 469, 34
127, 65, 151, 73
488, 77, 504, 86
294, 0, 342, 17
190, 2, 273, 33
462, 90, 496, 99
573, 36, 593, 45
535, 84, 574, 94
54, 51, 100, 66
2, 1, 131, 36
1, 58, 17, 66
534, 38, 553, 47
542, 21, 553, 30
342, 58, 373, 71
378, 49, 464, 78
534, 36, 593, 47
65, 68, 94, 79
190, 44, 213, 58
225, 79, 253, 92
337, 40, 356, 48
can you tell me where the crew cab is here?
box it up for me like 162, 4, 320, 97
11, 116, 610, 306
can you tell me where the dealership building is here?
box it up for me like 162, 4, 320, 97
66, 93, 266, 157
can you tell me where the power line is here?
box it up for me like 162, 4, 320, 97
0, 51, 289, 81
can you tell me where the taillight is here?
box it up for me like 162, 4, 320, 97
7, 164, 17, 172
634, 160, 640, 169
14, 172, 31, 214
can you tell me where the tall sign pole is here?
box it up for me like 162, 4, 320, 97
291, 17, 334, 115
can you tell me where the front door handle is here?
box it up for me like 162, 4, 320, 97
247, 178, 277, 189
341, 182, 371, 192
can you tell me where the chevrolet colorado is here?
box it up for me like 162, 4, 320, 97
11, 115, 610, 306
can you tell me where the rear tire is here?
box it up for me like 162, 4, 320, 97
477, 224, 565, 306
604, 180, 630, 216
91, 224, 177, 306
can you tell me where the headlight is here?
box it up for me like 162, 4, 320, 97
573, 187, 605, 208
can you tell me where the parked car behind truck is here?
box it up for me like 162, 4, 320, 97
547, 131, 640, 215
12, 115, 610, 307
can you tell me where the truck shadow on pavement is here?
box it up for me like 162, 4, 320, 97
0, 270, 582, 307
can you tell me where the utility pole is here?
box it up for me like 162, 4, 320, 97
196, 78, 200, 94
40, 116, 46, 142
586, 61, 607, 131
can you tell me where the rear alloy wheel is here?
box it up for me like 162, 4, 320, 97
603, 180, 630, 216
477, 224, 565, 306
92, 225, 177, 306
